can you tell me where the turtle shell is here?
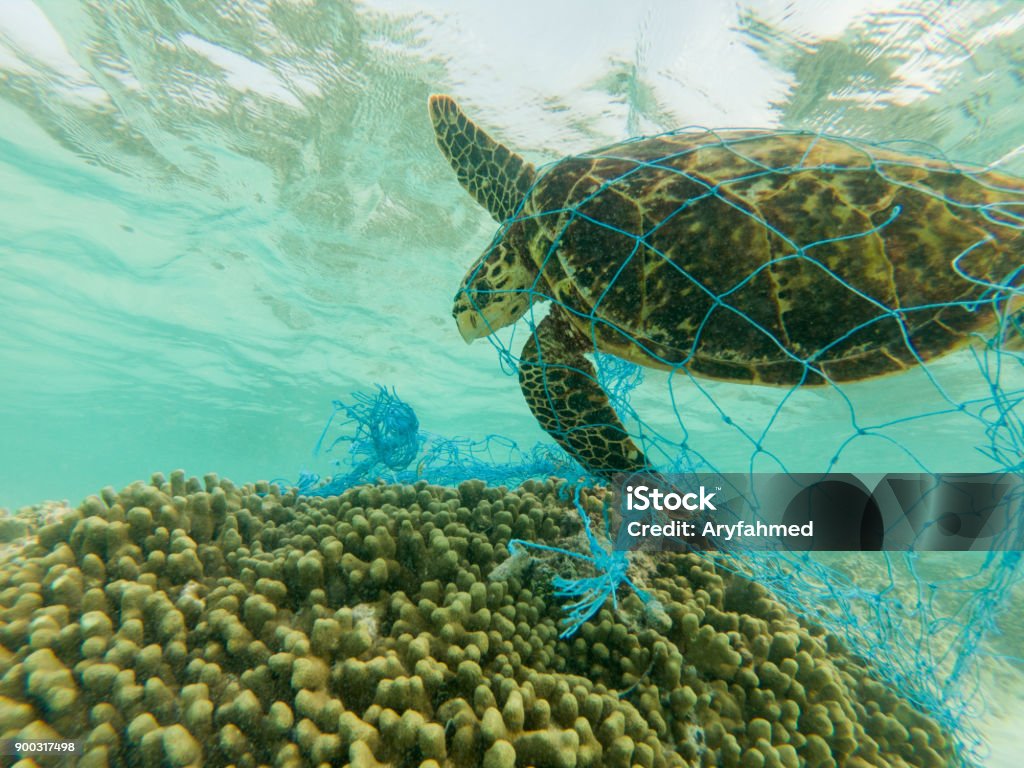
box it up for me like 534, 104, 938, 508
519, 130, 1024, 385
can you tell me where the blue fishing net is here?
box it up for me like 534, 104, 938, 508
292, 385, 579, 495
284, 128, 1024, 764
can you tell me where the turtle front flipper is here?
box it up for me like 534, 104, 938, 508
428, 94, 537, 222
519, 307, 648, 477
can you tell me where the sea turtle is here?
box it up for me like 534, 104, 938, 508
429, 94, 1024, 478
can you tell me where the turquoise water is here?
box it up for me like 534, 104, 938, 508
4, 0, 1024, 511
2, 0, 1024, 764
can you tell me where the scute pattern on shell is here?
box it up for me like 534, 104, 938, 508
521, 130, 1024, 384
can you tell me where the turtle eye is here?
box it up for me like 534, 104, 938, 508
454, 277, 493, 311
471, 277, 494, 294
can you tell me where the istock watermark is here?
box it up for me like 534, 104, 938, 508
612, 472, 1024, 552
624, 484, 718, 512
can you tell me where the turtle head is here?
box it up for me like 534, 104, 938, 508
454, 224, 537, 342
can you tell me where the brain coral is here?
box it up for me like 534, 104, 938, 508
0, 470, 957, 767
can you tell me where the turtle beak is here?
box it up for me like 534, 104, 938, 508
455, 309, 485, 343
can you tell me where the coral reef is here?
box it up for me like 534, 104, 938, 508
0, 471, 957, 767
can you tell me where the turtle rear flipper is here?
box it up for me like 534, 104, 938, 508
519, 308, 647, 477
428, 94, 536, 222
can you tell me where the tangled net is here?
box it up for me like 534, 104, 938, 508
290, 128, 1024, 765
292, 385, 578, 496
